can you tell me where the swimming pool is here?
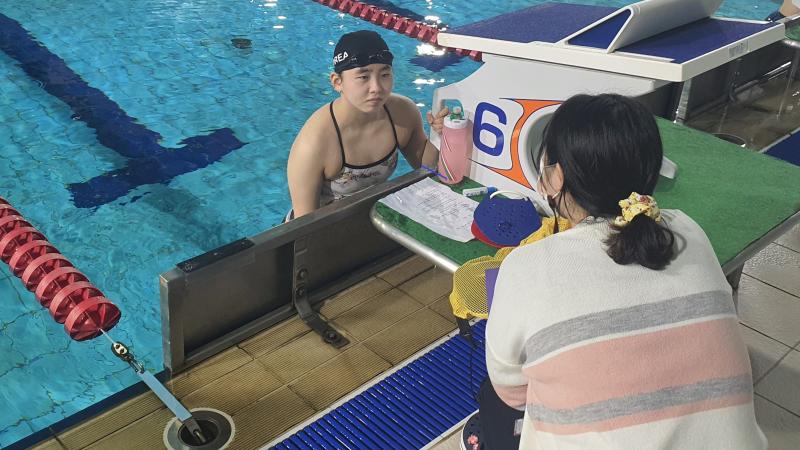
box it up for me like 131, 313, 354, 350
0, 0, 779, 446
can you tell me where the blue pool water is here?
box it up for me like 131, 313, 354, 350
0, 0, 780, 446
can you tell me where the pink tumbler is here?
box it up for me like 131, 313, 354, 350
437, 107, 472, 185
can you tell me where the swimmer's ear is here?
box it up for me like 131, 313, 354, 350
330, 72, 342, 92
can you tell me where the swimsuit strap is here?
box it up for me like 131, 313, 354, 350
329, 101, 400, 170
329, 101, 347, 165
383, 104, 400, 149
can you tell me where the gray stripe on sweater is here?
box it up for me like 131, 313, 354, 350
524, 290, 734, 364
527, 374, 752, 425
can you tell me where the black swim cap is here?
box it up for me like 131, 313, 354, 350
332, 30, 393, 73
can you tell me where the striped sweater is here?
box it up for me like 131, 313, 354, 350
486, 210, 766, 449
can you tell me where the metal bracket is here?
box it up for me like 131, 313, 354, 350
672, 79, 692, 124
456, 317, 476, 349
110, 340, 207, 444
292, 237, 349, 348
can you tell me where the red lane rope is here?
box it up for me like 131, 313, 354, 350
312, 0, 482, 62
0, 197, 120, 341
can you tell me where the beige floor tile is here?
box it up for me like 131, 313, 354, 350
428, 430, 461, 450
58, 392, 163, 449
289, 345, 391, 410
332, 288, 423, 341
257, 328, 355, 384
180, 360, 283, 415
737, 275, 800, 347
430, 295, 458, 324
740, 324, 793, 383
228, 387, 316, 450
319, 276, 393, 319
756, 350, 800, 416
82, 408, 173, 450
744, 244, 800, 297
29, 438, 66, 450
754, 395, 800, 450
776, 223, 800, 253
166, 346, 254, 397
238, 316, 310, 358
364, 308, 456, 364
378, 255, 435, 286
399, 267, 454, 305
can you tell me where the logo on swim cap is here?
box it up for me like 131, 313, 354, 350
333, 51, 349, 66
333, 30, 392, 73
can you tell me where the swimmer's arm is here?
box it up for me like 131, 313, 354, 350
396, 97, 447, 169
287, 130, 325, 218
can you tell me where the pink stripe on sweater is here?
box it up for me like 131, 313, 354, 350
492, 381, 528, 408
531, 393, 752, 435
523, 317, 750, 409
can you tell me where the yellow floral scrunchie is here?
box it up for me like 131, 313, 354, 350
613, 192, 661, 227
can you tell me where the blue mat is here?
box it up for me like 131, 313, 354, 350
447, 3, 616, 44
271, 322, 487, 449
766, 132, 800, 166
620, 18, 777, 63
444, 2, 779, 63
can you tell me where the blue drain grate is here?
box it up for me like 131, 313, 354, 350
271, 321, 487, 449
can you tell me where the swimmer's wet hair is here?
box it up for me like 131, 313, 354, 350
537, 93, 675, 270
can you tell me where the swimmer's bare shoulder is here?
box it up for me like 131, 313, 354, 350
289, 104, 341, 178
384, 93, 430, 168
385, 93, 422, 123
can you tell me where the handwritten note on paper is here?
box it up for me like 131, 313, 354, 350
379, 177, 477, 242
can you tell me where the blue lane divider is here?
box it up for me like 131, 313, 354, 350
271, 321, 487, 450
0, 13, 246, 208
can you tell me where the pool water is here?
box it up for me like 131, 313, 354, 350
0, 0, 780, 446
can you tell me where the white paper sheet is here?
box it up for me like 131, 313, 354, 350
379, 177, 477, 242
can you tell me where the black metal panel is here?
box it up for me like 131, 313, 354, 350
160, 171, 427, 373
181, 242, 294, 355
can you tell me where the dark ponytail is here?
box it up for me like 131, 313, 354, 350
605, 215, 675, 270
540, 94, 676, 270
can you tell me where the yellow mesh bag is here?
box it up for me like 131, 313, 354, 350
449, 217, 572, 319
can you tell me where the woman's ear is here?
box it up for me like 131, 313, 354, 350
550, 163, 565, 192
330, 72, 342, 92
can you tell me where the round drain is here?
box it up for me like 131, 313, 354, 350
713, 133, 747, 147
164, 408, 235, 450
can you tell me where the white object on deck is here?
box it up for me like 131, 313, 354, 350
562, 0, 725, 54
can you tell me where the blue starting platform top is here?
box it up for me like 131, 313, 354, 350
450, 3, 617, 45
620, 18, 776, 64
437, 1, 785, 82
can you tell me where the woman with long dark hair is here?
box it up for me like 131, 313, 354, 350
478, 94, 765, 449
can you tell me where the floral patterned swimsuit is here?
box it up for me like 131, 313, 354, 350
320, 101, 399, 206
285, 102, 399, 222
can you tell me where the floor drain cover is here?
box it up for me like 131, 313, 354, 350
163, 408, 235, 450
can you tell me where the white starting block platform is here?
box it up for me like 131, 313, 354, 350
429, 0, 788, 207
437, 0, 784, 82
